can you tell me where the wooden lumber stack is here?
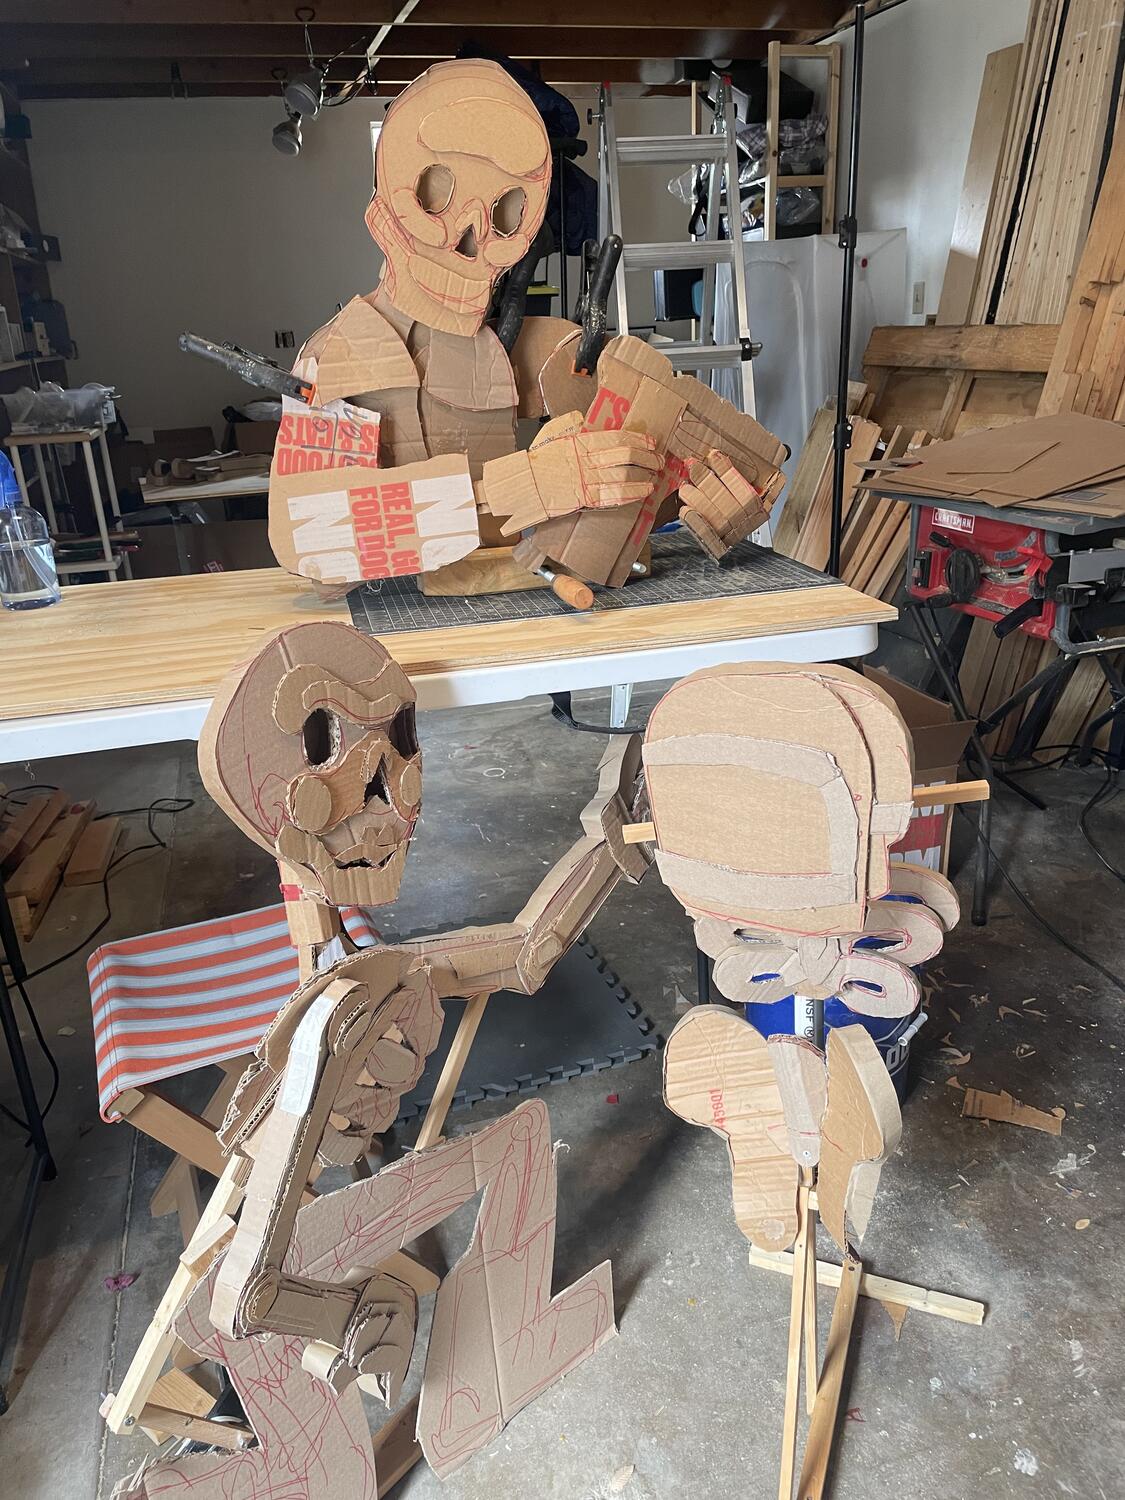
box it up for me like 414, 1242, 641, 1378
862, 323, 1057, 437
0, 792, 102, 940
964, 0, 1125, 326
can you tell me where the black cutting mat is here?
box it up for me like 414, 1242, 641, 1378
395, 936, 661, 1124
349, 530, 838, 635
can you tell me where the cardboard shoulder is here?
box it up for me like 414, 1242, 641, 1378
303, 295, 420, 405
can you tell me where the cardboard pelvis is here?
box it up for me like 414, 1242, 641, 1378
642, 662, 915, 936
269, 450, 480, 585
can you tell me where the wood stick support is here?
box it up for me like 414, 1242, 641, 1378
801, 1167, 818, 1414
778, 1175, 812, 1500
796, 1255, 863, 1500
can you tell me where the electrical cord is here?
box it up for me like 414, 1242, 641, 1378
958, 800, 1125, 997
0, 794, 193, 1140
1078, 766, 1125, 886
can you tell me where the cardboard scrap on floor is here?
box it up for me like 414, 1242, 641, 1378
962, 1087, 1065, 1135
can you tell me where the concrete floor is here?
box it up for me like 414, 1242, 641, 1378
0, 685, 1122, 1499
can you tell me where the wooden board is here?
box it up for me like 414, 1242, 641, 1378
937, 45, 1024, 324
995, 0, 1125, 325
64, 815, 122, 885
0, 790, 68, 872
0, 569, 897, 725
1040, 120, 1125, 417
772, 382, 867, 558
864, 322, 1057, 374
790, 419, 882, 572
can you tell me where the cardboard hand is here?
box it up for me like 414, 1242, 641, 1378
480, 414, 661, 536
678, 449, 773, 560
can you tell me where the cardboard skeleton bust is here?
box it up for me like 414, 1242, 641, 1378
270, 56, 788, 596
199, 621, 421, 909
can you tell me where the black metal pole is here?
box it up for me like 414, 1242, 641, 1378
828, 1, 867, 581
0, 873, 56, 1414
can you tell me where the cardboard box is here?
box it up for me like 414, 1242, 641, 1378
864, 666, 975, 873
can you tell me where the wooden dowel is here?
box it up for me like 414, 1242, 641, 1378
802, 1168, 818, 1414
621, 780, 988, 847
796, 1256, 863, 1500
749, 1246, 986, 1325
778, 1178, 811, 1500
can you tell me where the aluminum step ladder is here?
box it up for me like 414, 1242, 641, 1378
594, 79, 758, 414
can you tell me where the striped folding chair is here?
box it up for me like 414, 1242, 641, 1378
90, 901, 382, 1238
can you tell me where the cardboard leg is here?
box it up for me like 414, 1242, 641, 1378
802, 1168, 818, 1414
413, 992, 490, 1151
796, 1255, 862, 1500
778, 1176, 810, 1500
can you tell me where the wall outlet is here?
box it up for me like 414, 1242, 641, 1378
912, 281, 926, 315
275, 329, 295, 349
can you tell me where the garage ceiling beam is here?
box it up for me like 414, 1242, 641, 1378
0, 1, 848, 31
1, 23, 776, 63
6, 57, 687, 87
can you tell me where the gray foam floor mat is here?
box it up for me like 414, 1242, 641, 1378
350, 530, 838, 635
395, 935, 662, 1123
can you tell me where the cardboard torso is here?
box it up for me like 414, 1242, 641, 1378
298, 288, 518, 482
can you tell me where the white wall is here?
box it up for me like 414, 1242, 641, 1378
833, 0, 1030, 322
27, 0, 1034, 430
27, 90, 690, 432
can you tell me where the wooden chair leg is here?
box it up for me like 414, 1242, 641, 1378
149, 1058, 251, 1224
115, 1086, 228, 1178
414, 992, 490, 1152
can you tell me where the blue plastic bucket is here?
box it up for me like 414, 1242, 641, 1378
743, 992, 926, 1101
742, 895, 928, 1101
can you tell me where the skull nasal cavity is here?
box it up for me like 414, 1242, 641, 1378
455, 224, 479, 258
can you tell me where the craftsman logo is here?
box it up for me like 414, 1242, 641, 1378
933, 508, 975, 534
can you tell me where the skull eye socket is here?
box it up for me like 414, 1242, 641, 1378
490, 186, 526, 237
415, 163, 454, 215
302, 707, 338, 768
389, 706, 418, 758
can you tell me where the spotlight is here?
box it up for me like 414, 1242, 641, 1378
272, 114, 303, 155
284, 68, 324, 118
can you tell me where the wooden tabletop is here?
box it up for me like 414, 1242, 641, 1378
0, 567, 896, 722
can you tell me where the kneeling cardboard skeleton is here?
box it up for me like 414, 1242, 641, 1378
112, 620, 647, 1497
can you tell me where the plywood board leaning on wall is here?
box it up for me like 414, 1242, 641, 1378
937, 44, 1024, 325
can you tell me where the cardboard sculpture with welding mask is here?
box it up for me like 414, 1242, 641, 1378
642, 662, 960, 1022
269, 57, 786, 595
647, 662, 951, 1260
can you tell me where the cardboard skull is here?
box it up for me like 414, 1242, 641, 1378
200, 622, 421, 906
366, 58, 551, 336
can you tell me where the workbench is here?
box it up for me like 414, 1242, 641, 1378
0, 567, 895, 760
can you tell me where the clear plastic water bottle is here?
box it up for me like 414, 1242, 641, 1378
0, 452, 60, 611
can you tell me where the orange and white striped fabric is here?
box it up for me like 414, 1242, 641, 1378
90, 903, 381, 1120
